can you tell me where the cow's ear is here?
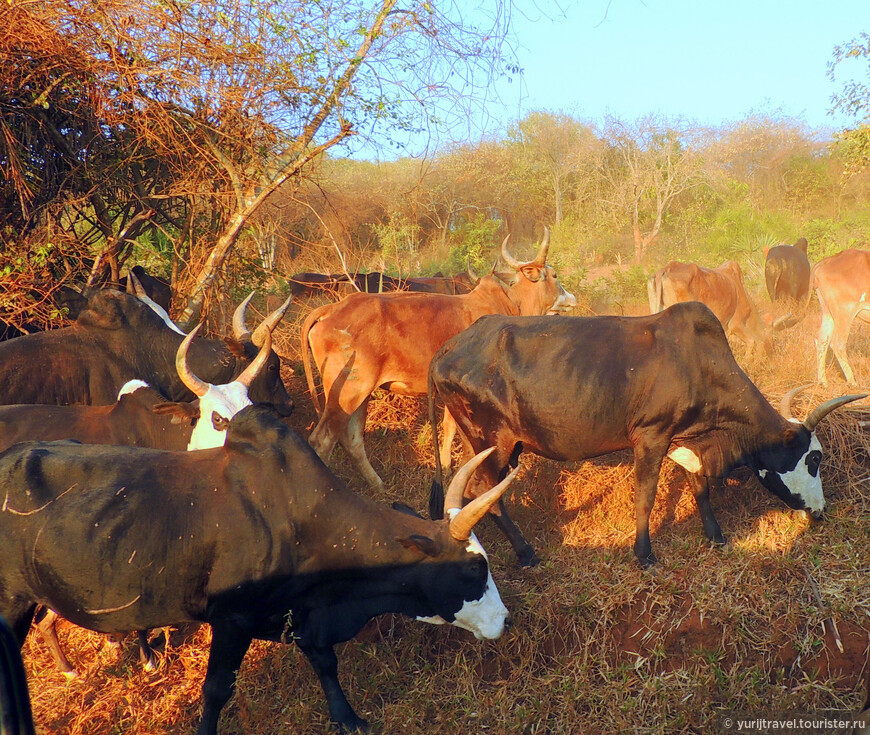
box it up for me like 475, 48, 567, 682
762, 246, 770, 258
223, 337, 248, 358
392, 502, 424, 519
519, 265, 543, 283
396, 535, 440, 557
153, 401, 200, 425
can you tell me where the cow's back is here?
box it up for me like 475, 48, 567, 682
814, 249, 870, 301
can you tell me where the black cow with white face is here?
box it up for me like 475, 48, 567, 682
0, 407, 515, 734
428, 302, 865, 567
0, 289, 293, 415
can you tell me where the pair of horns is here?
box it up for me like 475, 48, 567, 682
779, 384, 867, 431
500, 226, 551, 271
443, 447, 520, 541
176, 322, 273, 398
233, 292, 293, 347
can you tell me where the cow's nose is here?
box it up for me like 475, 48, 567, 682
808, 508, 824, 522
503, 614, 513, 633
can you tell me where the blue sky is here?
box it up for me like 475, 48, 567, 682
497, 0, 866, 133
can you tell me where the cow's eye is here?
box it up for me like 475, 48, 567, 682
212, 412, 230, 431
805, 450, 822, 477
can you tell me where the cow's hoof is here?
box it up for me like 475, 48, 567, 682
637, 552, 658, 570
517, 549, 540, 567
712, 534, 728, 547
61, 669, 78, 680
333, 715, 369, 733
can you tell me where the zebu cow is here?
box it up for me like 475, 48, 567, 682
0, 409, 517, 734
302, 229, 576, 490
765, 238, 811, 303
3, 327, 277, 676
648, 260, 773, 354
811, 249, 870, 385
427, 303, 864, 567
0, 289, 293, 414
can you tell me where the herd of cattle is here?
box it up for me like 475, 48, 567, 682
0, 234, 868, 733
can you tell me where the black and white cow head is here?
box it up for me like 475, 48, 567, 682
408, 448, 517, 639
754, 389, 866, 518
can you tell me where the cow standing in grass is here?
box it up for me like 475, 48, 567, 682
428, 302, 864, 567
302, 229, 576, 490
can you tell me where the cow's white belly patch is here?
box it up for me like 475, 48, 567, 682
668, 446, 703, 474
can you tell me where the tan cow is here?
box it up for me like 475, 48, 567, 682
301, 229, 577, 490
811, 249, 870, 385
648, 260, 772, 355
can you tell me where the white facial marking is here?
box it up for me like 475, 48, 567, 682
668, 446, 703, 474
416, 515, 509, 640
187, 382, 253, 450
117, 379, 150, 399
778, 432, 825, 514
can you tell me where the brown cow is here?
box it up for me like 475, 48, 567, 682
648, 260, 772, 355
301, 229, 577, 490
811, 249, 870, 385
764, 238, 811, 303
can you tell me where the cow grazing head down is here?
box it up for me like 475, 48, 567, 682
413, 447, 517, 639
753, 387, 866, 518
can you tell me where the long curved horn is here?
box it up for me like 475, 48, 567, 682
449, 465, 521, 542
232, 292, 255, 341
128, 271, 148, 300
176, 323, 210, 397
780, 384, 812, 420
235, 323, 272, 387
803, 394, 867, 432
500, 234, 523, 271
251, 295, 292, 348
533, 226, 551, 267
466, 259, 479, 285
444, 447, 496, 513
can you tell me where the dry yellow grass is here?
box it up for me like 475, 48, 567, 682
23, 292, 870, 734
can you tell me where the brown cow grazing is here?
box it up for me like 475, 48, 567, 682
764, 238, 811, 303
648, 260, 773, 355
811, 249, 870, 385
302, 229, 577, 490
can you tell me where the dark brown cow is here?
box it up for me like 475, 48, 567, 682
648, 260, 772, 354
428, 304, 864, 567
301, 230, 577, 490
811, 249, 870, 385
764, 238, 811, 303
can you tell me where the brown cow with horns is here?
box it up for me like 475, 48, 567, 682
301, 228, 577, 490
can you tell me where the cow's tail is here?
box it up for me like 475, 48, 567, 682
428, 356, 446, 520
776, 262, 819, 330
647, 270, 664, 313
300, 304, 329, 416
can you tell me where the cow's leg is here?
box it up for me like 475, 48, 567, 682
6, 602, 37, 647
815, 298, 836, 384
338, 399, 384, 491
632, 443, 667, 567
298, 641, 367, 732
685, 473, 726, 547
34, 607, 76, 677
438, 408, 458, 472
137, 629, 157, 671
488, 495, 539, 567
472, 444, 539, 567
830, 315, 858, 385
197, 623, 253, 735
